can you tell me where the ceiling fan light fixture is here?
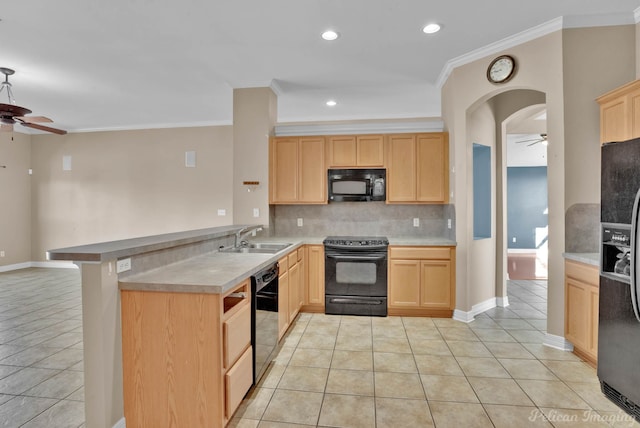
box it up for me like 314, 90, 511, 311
326, 100, 337, 107
321, 30, 339, 41
0, 67, 16, 105
422, 23, 441, 34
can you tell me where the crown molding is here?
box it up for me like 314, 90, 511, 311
437, 12, 636, 89
68, 120, 233, 134
274, 119, 444, 136
269, 79, 284, 96
436, 17, 563, 89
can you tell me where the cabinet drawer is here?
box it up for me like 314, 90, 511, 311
565, 260, 599, 287
288, 252, 297, 268
297, 247, 304, 262
223, 302, 251, 369
390, 246, 451, 260
225, 346, 253, 419
278, 256, 288, 272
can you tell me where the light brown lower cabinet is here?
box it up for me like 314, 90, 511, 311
121, 279, 252, 427
278, 248, 306, 340
303, 244, 325, 312
388, 246, 456, 317
564, 259, 599, 366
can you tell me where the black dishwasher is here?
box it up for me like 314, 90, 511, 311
251, 263, 279, 384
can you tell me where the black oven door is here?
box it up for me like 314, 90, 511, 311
325, 251, 387, 296
324, 248, 388, 316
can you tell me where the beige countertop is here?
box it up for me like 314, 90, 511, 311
119, 241, 305, 294
48, 225, 457, 294
47, 225, 244, 262
563, 252, 600, 267
118, 234, 457, 294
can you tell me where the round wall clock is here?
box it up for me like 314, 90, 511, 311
487, 55, 516, 84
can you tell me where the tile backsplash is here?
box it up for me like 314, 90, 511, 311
565, 203, 600, 253
273, 202, 455, 239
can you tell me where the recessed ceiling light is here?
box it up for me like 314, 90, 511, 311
321, 30, 339, 41
422, 23, 441, 34
326, 100, 337, 107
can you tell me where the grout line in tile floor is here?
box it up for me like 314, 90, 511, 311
1, 269, 639, 427
0, 268, 85, 428
232, 280, 640, 428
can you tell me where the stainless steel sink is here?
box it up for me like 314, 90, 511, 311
246, 243, 292, 251
219, 242, 292, 254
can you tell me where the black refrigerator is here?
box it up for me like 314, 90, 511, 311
599, 137, 640, 421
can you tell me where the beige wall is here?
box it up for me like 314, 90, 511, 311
443, 31, 566, 333
0, 132, 32, 266
442, 25, 636, 338
466, 102, 497, 307
232, 87, 276, 228
29, 126, 234, 261
563, 26, 636, 208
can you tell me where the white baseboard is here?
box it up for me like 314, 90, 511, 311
453, 297, 498, 323
113, 418, 126, 428
453, 309, 475, 323
496, 296, 510, 307
543, 333, 574, 351
0, 262, 32, 273
0, 261, 78, 273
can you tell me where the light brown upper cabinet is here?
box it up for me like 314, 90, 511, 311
270, 136, 326, 204
597, 79, 640, 144
387, 132, 449, 203
327, 134, 385, 167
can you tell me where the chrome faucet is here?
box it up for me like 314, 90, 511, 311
234, 225, 263, 247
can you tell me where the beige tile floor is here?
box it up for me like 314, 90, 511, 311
231, 280, 640, 428
0, 268, 84, 428
1, 270, 639, 427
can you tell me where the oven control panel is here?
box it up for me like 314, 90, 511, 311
323, 236, 389, 248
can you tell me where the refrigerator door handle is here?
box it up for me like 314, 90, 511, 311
630, 187, 640, 322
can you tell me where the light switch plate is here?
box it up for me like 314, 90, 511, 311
253, 208, 260, 218
297, 218, 303, 227
413, 218, 420, 227
217, 209, 226, 216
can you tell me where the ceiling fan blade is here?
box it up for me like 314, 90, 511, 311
19, 121, 67, 135
527, 141, 541, 146
1, 123, 13, 132
515, 138, 542, 144
17, 115, 53, 123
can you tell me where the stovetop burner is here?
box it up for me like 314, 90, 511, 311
323, 236, 389, 247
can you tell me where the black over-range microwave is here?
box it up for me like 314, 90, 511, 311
328, 168, 386, 202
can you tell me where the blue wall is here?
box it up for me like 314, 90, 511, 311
473, 144, 491, 239
507, 166, 548, 249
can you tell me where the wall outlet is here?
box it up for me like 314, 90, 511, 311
413, 218, 420, 227
0, 251, 4, 257
447, 219, 452, 229
512, 237, 517, 243
116, 258, 132, 273
217, 209, 226, 216
253, 208, 260, 218
297, 218, 303, 227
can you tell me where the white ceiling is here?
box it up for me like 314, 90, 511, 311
1, 1, 639, 133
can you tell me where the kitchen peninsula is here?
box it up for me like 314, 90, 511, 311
47, 225, 455, 427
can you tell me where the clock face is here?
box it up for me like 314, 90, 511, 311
487, 55, 516, 83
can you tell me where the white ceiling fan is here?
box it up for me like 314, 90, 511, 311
515, 133, 547, 146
